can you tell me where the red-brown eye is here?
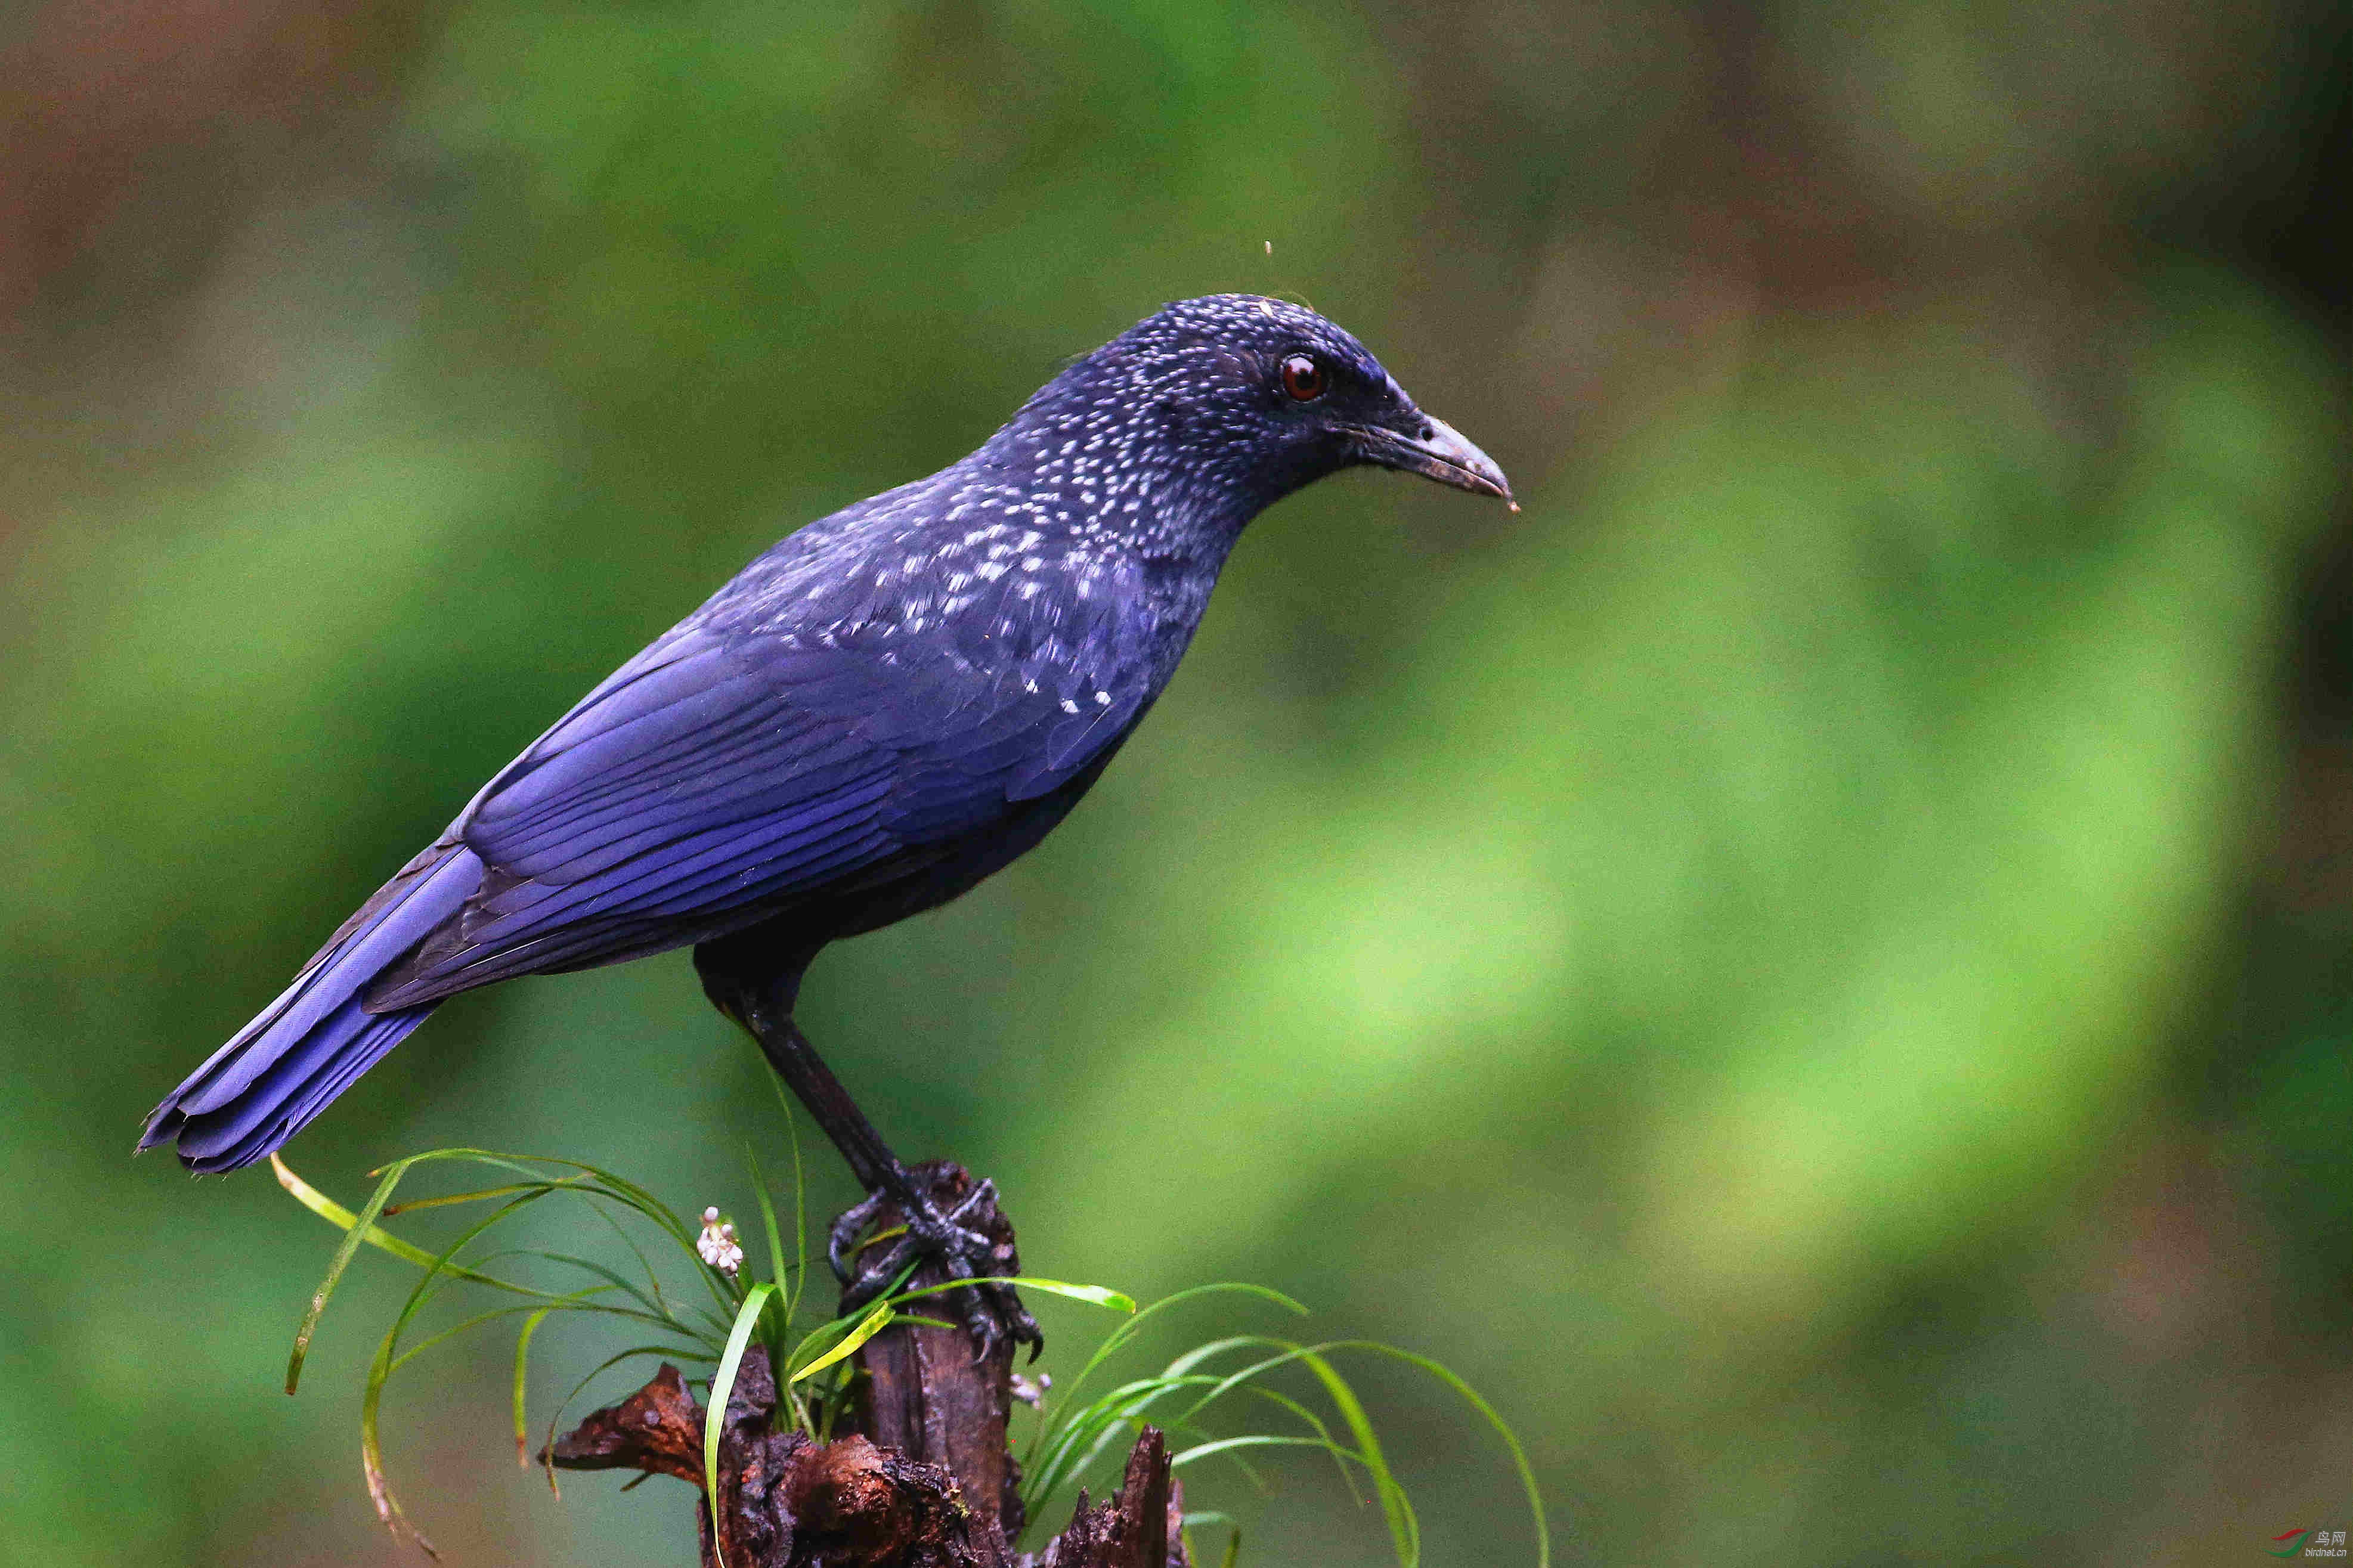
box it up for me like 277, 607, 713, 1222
1279, 353, 1326, 401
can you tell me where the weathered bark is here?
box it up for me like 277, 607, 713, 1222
1036, 1428, 1190, 1568
837, 1160, 1025, 1548
543, 1171, 1185, 1568
547, 1344, 993, 1566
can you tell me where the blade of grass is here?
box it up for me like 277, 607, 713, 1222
274, 1155, 520, 1287
1316, 1341, 1550, 1568
358, 1189, 560, 1555
386, 1295, 610, 1377
787, 1298, 891, 1384
1163, 1340, 1371, 1499
286, 1151, 432, 1395
364, 1148, 719, 1312
1025, 1283, 1305, 1477
1289, 1346, 1416, 1567
884, 1276, 1137, 1312
1026, 1344, 1308, 1503
515, 1306, 555, 1470
704, 1281, 778, 1566
278, 1161, 689, 1335
1029, 1374, 1218, 1502
361, 1314, 439, 1561
1172, 1433, 1364, 1468
536, 1251, 680, 1326
747, 1144, 788, 1293
580, 1195, 676, 1318
283, 1148, 692, 1391
780, 1080, 808, 1327
780, 1257, 922, 1372
745, 1144, 790, 1366
380, 1175, 591, 1216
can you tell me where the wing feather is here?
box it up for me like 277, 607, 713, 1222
366, 616, 1140, 1009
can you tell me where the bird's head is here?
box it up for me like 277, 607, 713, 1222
999, 294, 1512, 536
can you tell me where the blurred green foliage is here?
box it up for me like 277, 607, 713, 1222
2, 0, 2350, 1563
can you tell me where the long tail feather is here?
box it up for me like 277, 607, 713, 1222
141, 838, 483, 1173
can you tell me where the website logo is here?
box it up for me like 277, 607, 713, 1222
2271, 1528, 2349, 1559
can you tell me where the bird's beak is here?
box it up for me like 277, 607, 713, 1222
1345, 414, 1515, 508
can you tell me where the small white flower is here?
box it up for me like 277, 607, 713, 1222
697, 1207, 744, 1277
1010, 1372, 1052, 1408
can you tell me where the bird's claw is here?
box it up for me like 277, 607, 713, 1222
825, 1180, 994, 1286
831, 1167, 1041, 1360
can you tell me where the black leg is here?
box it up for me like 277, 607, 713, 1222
750, 1014, 900, 1198
695, 950, 1038, 1357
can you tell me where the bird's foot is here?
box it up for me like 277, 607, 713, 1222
829, 1160, 1040, 1361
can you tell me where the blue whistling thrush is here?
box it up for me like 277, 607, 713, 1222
141, 295, 1512, 1347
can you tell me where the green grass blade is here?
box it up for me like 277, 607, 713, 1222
536, 1251, 680, 1326
1024, 1333, 1304, 1510
883, 1276, 1136, 1312
1027, 1284, 1304, 1476
704, 1280, 778, 1566
1161, 1334, 1292, 1380
782, 1256, 921, 1369
275, 1160, 596, 1304
553, 1166, 735, 1319
354, 1187, 561, 1556
787, 1297, 891, 1383
1289, 1347, 1416, 1567
380, 1176, 589, 1215
1029, 1375, 1209, 1503
386, 1295, 608, 1376
745, 1144, 791, 1365
364, 1168, 675, 1544
274, 1156, 476, 1276
580, 1195, 676, 1318
779, 1079, 808, 1327
1184, 1377, 1359, 1497
285, 1151, 431, 1395
1172, 1433, 1361, 1468
1324, 1342, 1550, 1568
514, 1306, 555, 1470
361, 1315, 438, 1560
361, 1148, 712, 1306
1162, 1341, 1366, 1495
747, 1145, 789, 1293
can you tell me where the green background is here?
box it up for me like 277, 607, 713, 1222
4, 1, 2351, 1562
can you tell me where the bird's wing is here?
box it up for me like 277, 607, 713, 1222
363, 616, 1148, 1006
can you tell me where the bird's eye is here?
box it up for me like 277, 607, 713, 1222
1279, 354, 1326, 402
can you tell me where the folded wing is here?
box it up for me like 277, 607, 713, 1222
366, 618, 1146, 1007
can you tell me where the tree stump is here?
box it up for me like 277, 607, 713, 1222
544, 1164, 1185, 1567
840, 1160, 1027, 1548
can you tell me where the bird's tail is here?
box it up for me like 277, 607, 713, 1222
141, 836, 484, 1174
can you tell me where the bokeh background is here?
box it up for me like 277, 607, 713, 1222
5, 1, 2351, 1563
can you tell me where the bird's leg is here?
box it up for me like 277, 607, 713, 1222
718, 975, 1038, 1356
